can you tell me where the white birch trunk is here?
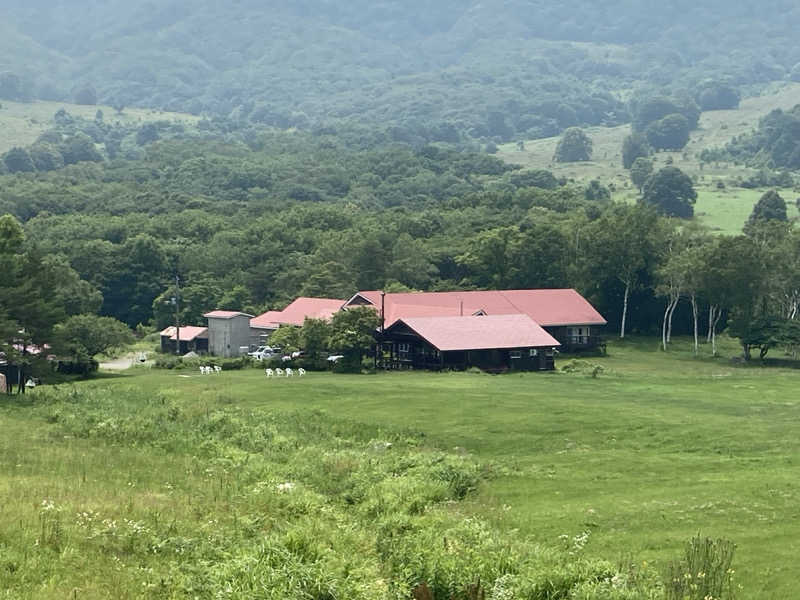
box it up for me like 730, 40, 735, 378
666, 298, 678, 343
691, 294, 699, 356
620, 282, 630, 339
662, 302, 670, 351
707, 305, 714, 343
711, 307, 722, 357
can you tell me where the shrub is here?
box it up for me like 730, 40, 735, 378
663, 536, 737, 600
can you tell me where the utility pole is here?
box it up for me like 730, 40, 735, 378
174, 274, 181, 356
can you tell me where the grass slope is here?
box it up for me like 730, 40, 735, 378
498, 82, 800, 234
3, 337, 799, 597
0, 100, 199, 155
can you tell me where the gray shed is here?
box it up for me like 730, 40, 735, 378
203, 311, 254, 357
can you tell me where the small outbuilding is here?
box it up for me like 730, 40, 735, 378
204, 311, 254, 357
379, 314, 560, 372
159, 326, 209, 355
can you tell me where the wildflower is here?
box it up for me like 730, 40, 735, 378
276, 482, 295, 492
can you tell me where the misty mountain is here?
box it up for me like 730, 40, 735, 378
2, 1, 800, 139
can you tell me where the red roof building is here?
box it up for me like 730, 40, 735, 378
345, 288, 606, 354
159, 326, 209, 354
251, 297, 345, 329
346, 289, 606, 327
382, 314, 561, 372
393, 315, 560, 352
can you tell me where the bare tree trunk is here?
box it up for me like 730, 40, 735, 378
620, 282, 630, 339
707, 305, 715, 343
666, 298, 678, 343
711, 307, 722, 357
691, 294, 699, 356
662, 298, 678, 351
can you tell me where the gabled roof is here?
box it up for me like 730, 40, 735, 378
160, 326, 208, 342
250, 310, 284, 330
251, 297, 345, 328
204, 310, 254, 319
388, 315, 560, 352
346, 289, 606, 328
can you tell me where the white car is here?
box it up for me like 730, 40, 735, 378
248, 346, 276, 360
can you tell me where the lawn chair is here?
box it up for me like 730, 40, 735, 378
265, 368, 274, 378
285, 368, 294, 377
213, 365, 222, 373
275, 368, 284, 377
298, 368, 306, 376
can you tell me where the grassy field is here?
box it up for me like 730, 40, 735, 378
0, 100, 199, 154
497, 82, 800, 234
2, 337, 799, 598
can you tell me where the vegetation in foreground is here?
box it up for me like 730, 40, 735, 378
5, 336, 800, 598
1, 382, 664, 599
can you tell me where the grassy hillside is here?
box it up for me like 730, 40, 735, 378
0, 100, 199, 154
498, 82, 800, 233
3, 337, 800, 598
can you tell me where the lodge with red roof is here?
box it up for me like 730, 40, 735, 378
193, 288, 605, 371
344, 289, 606, 371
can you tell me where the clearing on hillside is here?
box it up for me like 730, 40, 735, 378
0, 100, 200, 154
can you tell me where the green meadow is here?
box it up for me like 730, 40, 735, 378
2, 337, 799, 598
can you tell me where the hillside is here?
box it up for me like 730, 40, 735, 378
498, 82, 800, 233
2, 1, 800, 138
0, 100, 199, 155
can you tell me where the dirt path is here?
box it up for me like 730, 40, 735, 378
99, 353, 150, 371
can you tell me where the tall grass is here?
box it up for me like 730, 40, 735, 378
0, 384, 669, 599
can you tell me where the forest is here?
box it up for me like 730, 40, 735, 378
2, 1, 800, 142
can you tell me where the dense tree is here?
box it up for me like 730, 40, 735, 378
621, 133, 651, 169
74, 84, 98, 105
630, 157, 653, 191
553, 127, 592, 162
328, 307, 381, 371
583, 204, 666, 338
3, 147, 36, 173
584, 180, 611, 202
54, 314, 134, 359
28, 144, 65, 172
299, 318, 332, 362
696, 81, 740, 111
641, 166, 697, 218
60, 133, 103, 165
645, 114, 691, 151
747, 190, 788, 228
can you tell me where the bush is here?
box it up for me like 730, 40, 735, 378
152, 355, 254, 371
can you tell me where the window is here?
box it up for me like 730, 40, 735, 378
398, 343, 411, 353
530, 349, 538, 357
510, 350, 522, 359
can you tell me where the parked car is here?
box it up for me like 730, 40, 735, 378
248, 346, 277, 360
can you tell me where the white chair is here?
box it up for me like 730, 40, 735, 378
298, 368, 306, 376
199, 366, 207, 375
265, 368, 274, 378
275, 368, 284, 377
285, 368, 294, 377
213, 365, 222, 373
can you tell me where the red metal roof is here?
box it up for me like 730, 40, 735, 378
250, 310, 284, 330
391, 315, 560, 352
160, 326, 208, 342
203, 310, 253, 319
251, 297, 345, 328
348, 289, 606, 328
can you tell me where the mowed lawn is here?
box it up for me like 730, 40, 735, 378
6, 337, 800, 598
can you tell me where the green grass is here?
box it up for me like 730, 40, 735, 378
0, 100, 198, 154
496, 82, 800, 233
3, 337, 800, 597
